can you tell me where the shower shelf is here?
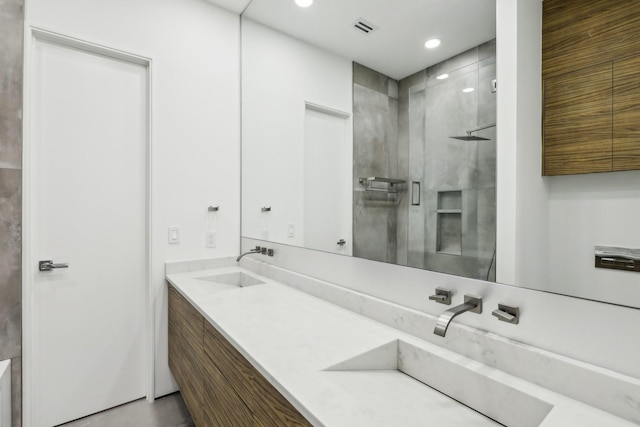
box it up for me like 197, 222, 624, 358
436, 209, 462, 214
359, 177, 407, 193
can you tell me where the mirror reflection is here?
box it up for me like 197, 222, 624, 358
352, 44, 496, 281
241, 0, 497, 281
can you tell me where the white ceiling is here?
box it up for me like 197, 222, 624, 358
205, 0, 253, 15
242, 0, 496, 80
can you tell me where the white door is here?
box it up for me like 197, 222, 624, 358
303, 104, 352, 255
29, 35, 148, 427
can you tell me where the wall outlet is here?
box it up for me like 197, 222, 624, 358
168, 227, 180, 244
206, 232, 216, 248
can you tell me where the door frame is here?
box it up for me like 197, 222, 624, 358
22, 26, 155, 426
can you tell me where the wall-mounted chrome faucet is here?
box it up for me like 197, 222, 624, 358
236, 246, 261, 262
236, 246, 275, 262
434, 295, 482, 337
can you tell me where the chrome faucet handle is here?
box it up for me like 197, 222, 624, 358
492, 304, 519, 324
428, 288, 452, 305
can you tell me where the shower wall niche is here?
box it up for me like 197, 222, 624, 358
353, 40, 496, 281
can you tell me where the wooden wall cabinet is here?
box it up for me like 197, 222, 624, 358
542, 0, 640, 175
168, 285, 312, 427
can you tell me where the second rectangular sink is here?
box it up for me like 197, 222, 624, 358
324, 340, 553, 427
196, 271, 265, 287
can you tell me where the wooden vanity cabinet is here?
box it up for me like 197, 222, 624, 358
203, 320, 312, 427
542, 0, 640, 175
201, 352, 253, 426
168, 285, 312, 427
168, 286, 205, 426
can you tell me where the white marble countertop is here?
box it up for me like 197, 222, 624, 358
166, 265, 636, 427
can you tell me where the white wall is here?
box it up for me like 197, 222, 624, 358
241, 19, 352, 247
496, 0, 640, 307
26, 0, 241, 396
495, 0, 549, 290
545, 171, 640, 305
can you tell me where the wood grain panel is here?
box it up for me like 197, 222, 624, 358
543, 62, 613, 175
168, 286, 183, 386
613, 55, 640, 171
181, 346, 204, 427
251, 370, 313, 427
543, 0, 640, 79
179, 294, 204, 354
204, 318, 311, 426
202, 353, 253, 427
204, 319, 256, 406
170, 285, 312, 427
168, 285, 204, 426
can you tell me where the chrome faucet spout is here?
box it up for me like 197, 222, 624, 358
434, 295, 482, 337
236, 247, 261, 262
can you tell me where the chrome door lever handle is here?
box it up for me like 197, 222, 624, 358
39, 260, 70, 272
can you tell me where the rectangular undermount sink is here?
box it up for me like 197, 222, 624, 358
325, 340, 553, 427
196, 271, 265, 287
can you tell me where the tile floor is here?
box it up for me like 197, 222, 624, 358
59, 393, 194, 427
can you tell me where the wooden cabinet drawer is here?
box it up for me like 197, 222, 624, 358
251, 369, 312, 427
203, 319, 311, 426
168, 285, 205, 426
204, 320, 256, 406
168, 286, 183, 384
202, 352, 253, 427
170, 284, 312, 427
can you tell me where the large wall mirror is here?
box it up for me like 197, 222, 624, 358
241, 0, 640, 308
242, 0, 497, 282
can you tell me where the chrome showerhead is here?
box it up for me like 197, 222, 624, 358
449, 135, 490, 141
448, 123, 496, 141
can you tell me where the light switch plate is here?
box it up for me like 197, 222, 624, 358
206, 232, 216, 248
168, 227, 180, 244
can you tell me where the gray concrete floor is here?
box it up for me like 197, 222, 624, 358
59, 392, 194, 427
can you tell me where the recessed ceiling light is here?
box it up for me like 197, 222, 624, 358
462, 87, 475, 93
436, 73, 449, 80
425, 38, 441, 49
295, 0, 313, 7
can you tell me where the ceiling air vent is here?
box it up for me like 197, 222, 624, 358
353, 18, 378, 35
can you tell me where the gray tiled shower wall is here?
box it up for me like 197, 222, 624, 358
352, 63, 400, 263
353, 40, 497, 281
0, 0, 24, 425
